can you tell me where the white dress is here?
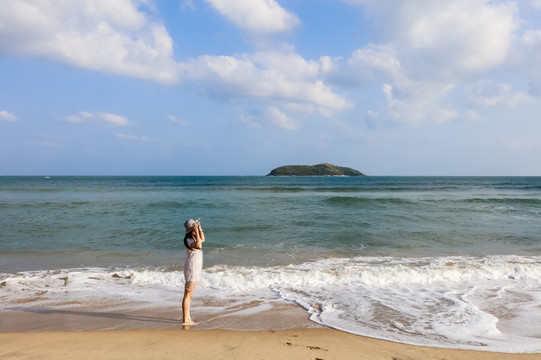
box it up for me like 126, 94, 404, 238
184, 237, 203, 282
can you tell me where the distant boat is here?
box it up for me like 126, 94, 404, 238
44, 176, 51, 179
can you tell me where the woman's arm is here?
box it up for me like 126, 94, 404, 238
198, 224, 205, 243
192, 223, 205, 249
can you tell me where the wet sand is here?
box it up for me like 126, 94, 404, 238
1, 303, 540, 360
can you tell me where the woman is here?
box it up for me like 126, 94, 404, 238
182, 218, 205, 325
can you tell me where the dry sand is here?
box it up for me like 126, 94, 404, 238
1, 328, 540, 360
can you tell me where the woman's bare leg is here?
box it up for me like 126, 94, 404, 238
182, 281, 197, 324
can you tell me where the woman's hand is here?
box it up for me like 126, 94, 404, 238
197, 223, 205, 243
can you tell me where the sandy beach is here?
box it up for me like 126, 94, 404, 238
1, 328, 541, 360
2, 303, 540, 360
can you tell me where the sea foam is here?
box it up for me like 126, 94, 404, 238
2, 255, 541, 352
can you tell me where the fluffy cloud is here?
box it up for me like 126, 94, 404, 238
0, 0, 179, 84
469, 81, 533, 108
264, 106, 296, 130
529, 0, 541, 9
394, 1, 517, 79
383, 83, 458, 126
64, 111, 129, 126
204, 0, 300, 34
181, 51, 352, 113
329, 44, 457, 125
326, 45, 404, 87
3, 0, 533, 130
336, 0, 522, 124
509, 29, 541, 97
344, 0, 518, 79
0, 1, 345, 128
0, 110, 17, 122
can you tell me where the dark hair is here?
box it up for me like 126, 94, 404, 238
183, 233, 191, 250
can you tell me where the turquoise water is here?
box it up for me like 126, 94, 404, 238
1, 176, 541, 351
2, 176, 540, 270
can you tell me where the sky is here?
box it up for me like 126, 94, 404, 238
1, 0, 541, 176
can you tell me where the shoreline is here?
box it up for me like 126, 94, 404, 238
3, 284, 541, 354
3, 259, 541, 353
1, 328, 540, 360
1, 299, 319, 332
2, 304, 541, 359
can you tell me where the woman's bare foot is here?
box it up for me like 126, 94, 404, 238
181, 316, 197, 325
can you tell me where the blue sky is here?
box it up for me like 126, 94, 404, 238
2, 0, 541, 176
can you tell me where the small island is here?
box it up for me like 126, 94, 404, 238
267, 163, 365, 176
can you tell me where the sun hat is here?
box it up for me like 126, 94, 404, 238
184, 219, 196, 234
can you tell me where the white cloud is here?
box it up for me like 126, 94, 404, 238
330, 45, 404, 87
349, 46, 402, 82
26, 140, 63, 148
3, 0, 532, 133
529, 0, 541, 9
0, 0, 179, 84
116, 133, 152, 142
251, 50, 321, 80
100, 113, 129, 126
238, 100, 319, 130
465, 109, 488, 122
335, 0, 522, 125
335, 45, 459, 125
365, 110, 383, 129
0, 110, 17, 122
502, 137, 541, 151
180, 0, 196, 11
238, 113, 262, 128
204, 0, 300, 34
396, 1, 518, 78
0, 1, 347, 128
343, 0, 518, 80
469, 81, 533, 108
167, 115, 189, 126
182, 51, 352, 113
179, 50, 353, 130
521, 29, 541, 45
64, 111, 129, 126
509, 29, 541, 96
264, 106, 297, 130
383, 83, 458, 126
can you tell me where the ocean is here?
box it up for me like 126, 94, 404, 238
1, 176, 541, 352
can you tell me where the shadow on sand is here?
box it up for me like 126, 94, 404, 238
7, 306, 181, 325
